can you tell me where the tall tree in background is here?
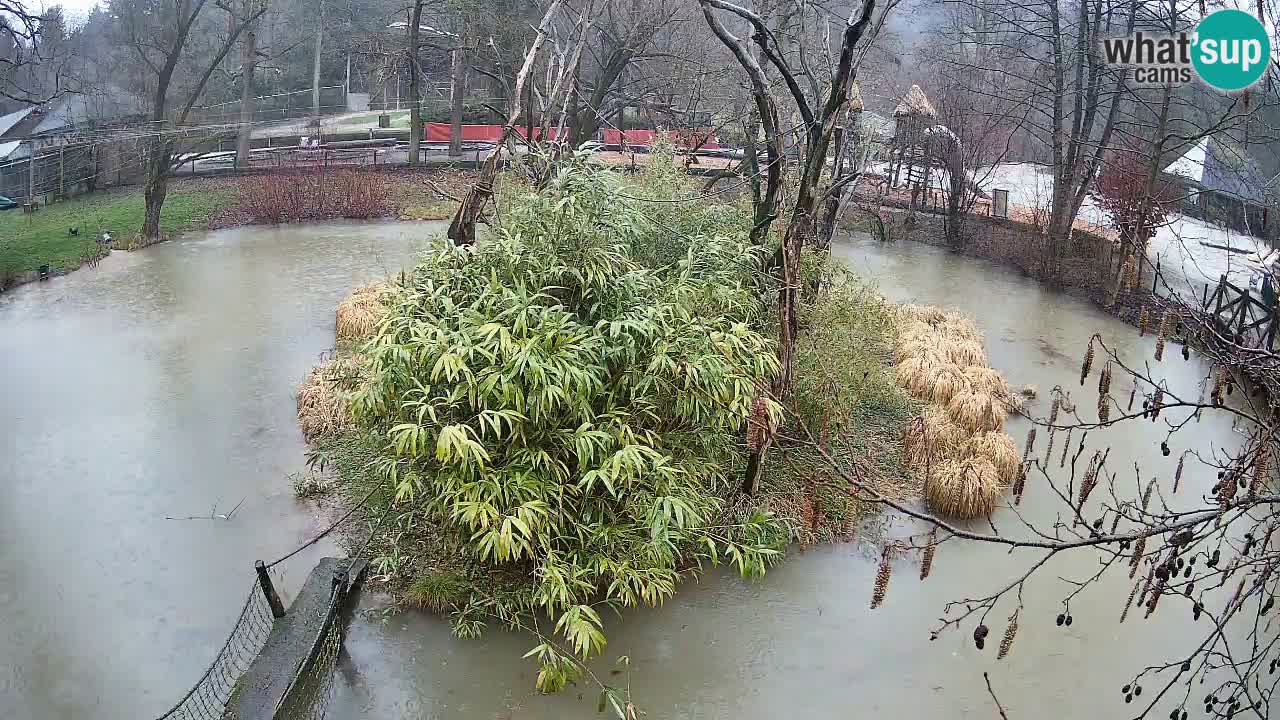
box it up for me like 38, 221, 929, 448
235, 0, 267, 168
112, 0, 266, 241
406, 0, 424, 165
699, 0, 889, 492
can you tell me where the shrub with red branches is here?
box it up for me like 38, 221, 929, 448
1094, 150, 1179, 245
230, 170, 394, 225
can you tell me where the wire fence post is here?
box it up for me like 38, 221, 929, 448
256, 560, 287, 619
27, 143, 35, 204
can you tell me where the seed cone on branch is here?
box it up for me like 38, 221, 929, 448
997, 611, 1020, 660
1121, 579, 1141, 623
871, 546, 892, 609
1080, 338, 1095, 385
1251, 442, 1269, 497
1155, 310, 1171, 361
1129, 536, 1147, 578
920, 528, 937, 581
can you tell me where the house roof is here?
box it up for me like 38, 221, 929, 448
1163, 138, 1267, 205
0, 107, 35, 139
0, 140, 22, 159
894, 85, 936, 118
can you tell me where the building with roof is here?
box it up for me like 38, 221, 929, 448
1162, 137, 1270, 237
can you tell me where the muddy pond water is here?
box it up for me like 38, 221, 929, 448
0, 225, 1244, 719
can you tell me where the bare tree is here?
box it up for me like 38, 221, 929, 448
112, 0, 267, 241
0, 1, 70, 104
699, 0, 891, 493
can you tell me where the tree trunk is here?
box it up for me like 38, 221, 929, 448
311, 6, 324, 118
142, 136, 171, 242
236, 24, 257, 168
407, 2, 423, 166
448, 46, 465, 157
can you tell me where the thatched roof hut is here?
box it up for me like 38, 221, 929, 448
894, 85, 936, 119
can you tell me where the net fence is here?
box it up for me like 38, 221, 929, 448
154, 580, 277, 720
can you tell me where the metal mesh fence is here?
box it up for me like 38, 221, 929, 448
154, 580, 277, 720
272, 609, 344, 720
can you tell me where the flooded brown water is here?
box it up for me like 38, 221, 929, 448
0, 221, 435, 720
330, 235, 1249, 718
0, 227, 1247, 719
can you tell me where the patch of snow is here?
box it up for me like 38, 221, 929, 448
1163, 138, 1206, 183
1147, 214, 1269, 291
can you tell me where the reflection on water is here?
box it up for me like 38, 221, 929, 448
0, 227, 1248, 720
0, 220, 437, 720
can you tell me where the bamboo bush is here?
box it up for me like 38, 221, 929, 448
342, 157, 786, 691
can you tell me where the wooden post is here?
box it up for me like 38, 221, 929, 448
255, 560, 287, 619
58, 145, 65, 199
27, 144, 36, 203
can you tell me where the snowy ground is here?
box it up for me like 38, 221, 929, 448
974, 163, 1268, 294
869, 160, 1269, 295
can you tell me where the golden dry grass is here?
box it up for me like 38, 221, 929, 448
891, 302, 1017, 518
297, 357, 363, 442
941, 337, 988, 366
900, 304, 948, 326
960, 431, 1021, 482
924, 363, 970, 405
925, 457, 1005, 518
947, 389, 1005, 433
894, 355, 939, 397
335, 282, 389, 342
903, 406, 968, 469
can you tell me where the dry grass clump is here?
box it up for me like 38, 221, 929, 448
924, 364, 969, 405
903, 406, 968, 468
942, 338, 988, 366
947, 389, 1004, 433
895, 355, 940, 397
335, 282, 390, 342
925, 457, 1005, 518
893, 302, 1020, 519
960, 431, 1021, 482
900, 304, 947, 325
297, 356, 364, 441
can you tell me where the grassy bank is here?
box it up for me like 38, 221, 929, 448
0, 181, 233, 284
0, 170, 472, 291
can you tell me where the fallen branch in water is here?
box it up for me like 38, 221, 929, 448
165, 497, 245, 521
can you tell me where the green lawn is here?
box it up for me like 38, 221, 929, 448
0, 184, 232, 279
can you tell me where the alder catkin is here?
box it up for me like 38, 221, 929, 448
1081, 339, 1095, 386
1049, 397, 1061, 427
1098, 395, 1110, 423
1155, 310, 1171, 361
997, 611, 1020, 660
1138, 306, 1150, 336
920, 528, 937, 581
1251, 442, 1269, 498
1121, 579, 1141, 623
1023, 427, 1037, 462
1060, 427, 1073, 468
1152, 387, 1164, 419
1129, 536, 1147, 579
1173, 455, 1185, 494
871, 546, 892, 609
1098, 361, 1113, 398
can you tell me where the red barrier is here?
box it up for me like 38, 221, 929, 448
603, 129, 720, 150
424, 123, 564, 144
